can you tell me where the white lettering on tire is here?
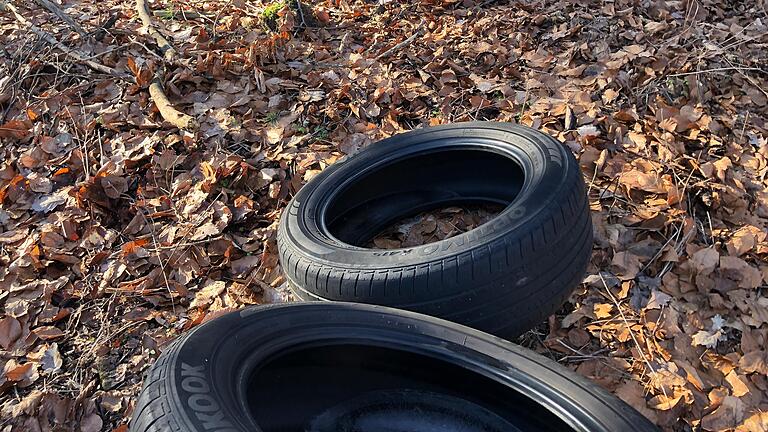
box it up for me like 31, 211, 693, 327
180, 363, 238, 432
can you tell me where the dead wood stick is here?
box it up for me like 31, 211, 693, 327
148, 76, 197, 130
135, 0, 197, 131
34, 0, 88, 38
0, 1, 132, 81
135, 0, 176, 61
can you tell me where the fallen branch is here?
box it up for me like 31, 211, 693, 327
148, 76, 197, 130
0, 1, 132, 81
135, 0, 177, 62
667, 66, 765, 77
135, 0, 197, 131
34, 0, 88, 38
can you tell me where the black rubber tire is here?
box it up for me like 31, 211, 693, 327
277, 122, 593, 338
128, 303, 659, 432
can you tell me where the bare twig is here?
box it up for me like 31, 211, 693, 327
599, 273, 670, 401
723, 58, 768, 99
375, 23, 423, 60
34, 0, 88, 38
94, 14, 119, 41
666, 66, 764, 77
295, 0, 306, 30
138, 196, 177, 313
0, 1, 132, 81
135, 0, 177, 61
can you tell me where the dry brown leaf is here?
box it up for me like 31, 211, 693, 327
701, 396, 746, 431
0, 316, 22, 350
1, 390, 43, 418
100, 176, 128, 199
614, 380, 657, 423
0, 229, 29, 244
691, 248, 720, 274
724, 370, 750, 397
190, 280, 227, 310
692, 315, 726, 349
720, 256, 763, 289
738, 351, 768, 375
6, 362, 38, 385
648, 392, 683, 410
0, 119, 32, 139
620, 169, 666, 193
726, 226, 764, 256
33, 326, 65, 340
737, 411, 768, 432
594, 304, 614, 319
611, 251, 643, 280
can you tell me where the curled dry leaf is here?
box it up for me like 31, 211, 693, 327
692, 315, 727, 349
738, 351, 768, 375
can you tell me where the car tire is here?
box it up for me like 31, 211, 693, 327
129, 303, 658, 432
277, 122, 592, 338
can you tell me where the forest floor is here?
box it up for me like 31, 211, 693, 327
1, 0, 767, 431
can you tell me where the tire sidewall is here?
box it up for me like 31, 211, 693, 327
160, 304, 656, 432
280, 122, 574, 268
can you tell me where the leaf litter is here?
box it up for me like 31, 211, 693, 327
0, 0, 767, 430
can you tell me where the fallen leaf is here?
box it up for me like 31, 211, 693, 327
100, 176, 128, 199
701, 396, 746, 431
0, 317, 22, 350
0, 229, 29, 244
738, 351, 768, 375
691, 248, 719, 274
41, 343, 63, 372
594, 303, 614, 319
719, 256, 763, 289
31, 189, 70, 213
6, 362, 38, 384
646, 290, 672, 309
80, 412, 103, 432
726, 226, 761, 256
33, 326, 65, 340
692, 315, 727, 349
611, 251, 643, 280
737, 411, 768, 432
0, 119, 32, 139
648, 392, 683, 410
724, 370, 750, 397
190, 280, 227, 309
1, 390, 42, 418
620, 169, 667, 193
